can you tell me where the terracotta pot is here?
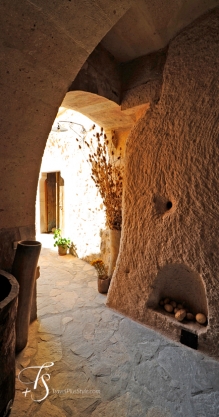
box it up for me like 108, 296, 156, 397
108, 229, 121, 277
58, 245, 68, 256
98, 275, 111, 294
0, 270, 19, 416
12, 240, 41, 352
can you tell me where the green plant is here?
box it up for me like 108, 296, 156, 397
53, 228, 71, 248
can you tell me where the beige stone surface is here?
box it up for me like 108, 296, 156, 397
63, 91, 136, 131
101, 0, 219, 61
107, 9, 219, 357
34, 339, 62, 363
34, 401, 66, 417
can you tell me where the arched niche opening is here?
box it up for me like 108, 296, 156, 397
147, 263, 208, 334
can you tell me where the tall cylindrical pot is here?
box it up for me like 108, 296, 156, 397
0, 270, 19, 417
108, 229, 121, 278
12, 240, 41, 352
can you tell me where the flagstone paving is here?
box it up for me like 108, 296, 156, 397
11, 248, 219, 417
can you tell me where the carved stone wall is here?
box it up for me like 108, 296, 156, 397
107, 9, 219, 358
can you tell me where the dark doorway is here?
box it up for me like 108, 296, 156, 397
44, 172, 64, 232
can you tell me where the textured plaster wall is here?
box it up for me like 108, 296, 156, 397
36, 109, 106, 258
107, 9, 219, 357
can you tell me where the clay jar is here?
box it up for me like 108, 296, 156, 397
0, 270, 19, 416
98, 275, 111, 294
12, 240, 41, 352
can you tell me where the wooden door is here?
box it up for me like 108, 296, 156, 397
46, 172, 56, 232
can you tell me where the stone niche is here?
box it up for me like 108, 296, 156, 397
107, 8, 219, 358
146, 264, 208, 341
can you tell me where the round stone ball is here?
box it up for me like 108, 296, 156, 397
186, 313, 195, 321
196, 313, 207, 324
164, 304, 174, 313
175, 309, 187, 321
170, 300, 177, 308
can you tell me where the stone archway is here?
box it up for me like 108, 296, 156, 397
1, 1, 219, 358
0, 1, 133, 269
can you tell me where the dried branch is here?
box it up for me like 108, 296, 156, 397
77, 127, 123, 230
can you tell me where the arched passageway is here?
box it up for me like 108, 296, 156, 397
1, 1, 219, 357
0, 0, 133, 269
1, 0, 218, 268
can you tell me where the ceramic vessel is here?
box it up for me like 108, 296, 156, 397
0, 270, 19, 416
12, 240, 41, 352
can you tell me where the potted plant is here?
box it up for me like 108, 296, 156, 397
77, 126, 123, 277
53, 228, 71, 256
91, 259, 111, 294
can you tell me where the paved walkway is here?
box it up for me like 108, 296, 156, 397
11, 248, 219, 417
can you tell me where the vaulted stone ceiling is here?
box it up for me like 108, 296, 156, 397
64, 0, 219, 131
101, 0, 219, 62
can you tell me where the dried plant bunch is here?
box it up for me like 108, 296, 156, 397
77, 126, 123, 230
91, 259, 107, 276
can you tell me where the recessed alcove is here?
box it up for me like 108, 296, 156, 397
153, 195, 175, 216
146, 263, 208, 336
166, 201, 172, 210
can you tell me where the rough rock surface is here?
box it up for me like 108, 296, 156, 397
107, 8, 219, 357
69, 44, 121, 105
121, 48, 167, 110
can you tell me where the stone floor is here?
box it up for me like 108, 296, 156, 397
11, 248, 219, 417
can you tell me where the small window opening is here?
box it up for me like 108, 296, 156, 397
180, 329, 198, 350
